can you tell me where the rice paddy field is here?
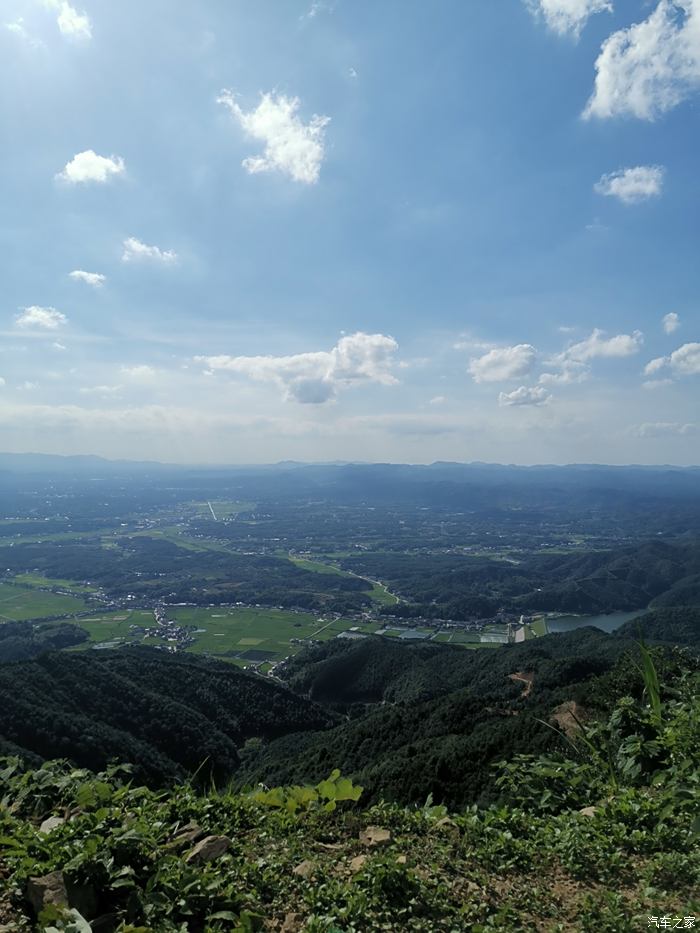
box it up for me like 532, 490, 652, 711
0, 582, 88, 621
65, 606, 386, 667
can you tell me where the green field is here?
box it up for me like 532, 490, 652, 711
290, 554, 400, 607
289, 556, 347, 576
69, 606, 387, 665
73, 610, 154, 646
0, 583, 87, 621
13, 574, 99, 594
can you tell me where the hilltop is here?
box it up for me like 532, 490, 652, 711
0, 644, 697, 931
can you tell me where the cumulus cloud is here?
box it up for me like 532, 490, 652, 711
594, 165, 665, 204
121, 238, 177, 264
69, 270, 105, 287
559, 328, 644, 361
218, 89, 330, 184
539, 328, 643, 384
197, 332, 399, 404
635, 421, 696, 436
644, 342, 700, 378
525, 0, 612, 38
468, 344, 537, 383
43, 0, 92, 39
15, 306, 67, 329
663, 311, 681, 333
538, 361, 589, 385
57, 150, 124, 184
584, 0, 700, 120
498, 385, 552, 407
643, 356, 668, 376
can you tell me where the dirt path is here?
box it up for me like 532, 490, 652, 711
508, 670, 535, 698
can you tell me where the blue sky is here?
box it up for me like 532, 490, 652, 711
1, 0, 698, 464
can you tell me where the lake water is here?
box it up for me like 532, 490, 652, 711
545, 610, 645, 634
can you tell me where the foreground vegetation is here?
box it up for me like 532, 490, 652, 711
0, 646, 697, 931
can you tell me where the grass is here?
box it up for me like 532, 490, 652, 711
290, 554, 400, 607
171, 606, 339, 660
289, 556, 347, 576
12, 573, 99, 594
0, 583, 87, 622
72, 610, 155, 646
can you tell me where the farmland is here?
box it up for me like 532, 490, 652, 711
66, 606, 386, 668
0, 582, 87, 621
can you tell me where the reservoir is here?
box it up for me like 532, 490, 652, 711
545, 610, 645, 634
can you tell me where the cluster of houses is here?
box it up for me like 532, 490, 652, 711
133, 606, 197, 652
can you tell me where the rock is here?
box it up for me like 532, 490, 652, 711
26, 871, 68, 914
166, 823, 204, 849
579, 806, 598, 818
396, 854, 407, 865
349, 855, 368, 872
359, 826, 391, 847
184, 834, 231, 864
281, 913, 302, 932
433, 816, 459, 834
39, 816, 65, 835
292, 860, 315, 878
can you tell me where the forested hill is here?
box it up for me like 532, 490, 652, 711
1, 619, 698, 810
0, 651, 336, 784
342, 538, 700, 617
238, 627, 675, 807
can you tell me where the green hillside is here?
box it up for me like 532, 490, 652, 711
0, 649, 697, 931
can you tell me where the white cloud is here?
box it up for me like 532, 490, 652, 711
525, 0, 612, 38
121, 238, 177, 264
663, 311, 680, 333
197, 332, 398, 404
644, 356, 668, 375
15, 306, 67, 330
302, 1, 332, 20
57, 150, 125, 184
79, 384, 123, 397
538, 361, 589, 384
120, 365, 158, 382
584, 0, 700, 120
44, 0, 92, 40
0, 376, 5, 387
69, 270, 105, 287
540, 328, 643, 384
429, 395, 447, 405
52, 342, 67, 351
644, 342, 700, 378
5, 18, 45, 48
498, 385, 552, 406
560, 328, 644, 361
635, 421, 696, 436
594, 165, 665, 204
218, 89, 330, 184
468, 344, 537, 383
642, 378, 673, 389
